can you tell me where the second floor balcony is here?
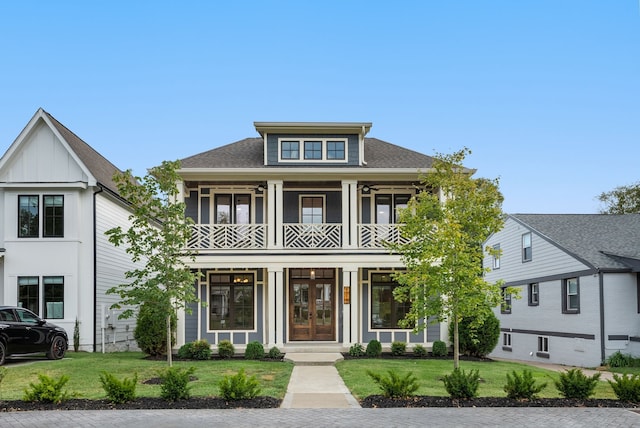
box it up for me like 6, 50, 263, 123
187, 223, 411, 251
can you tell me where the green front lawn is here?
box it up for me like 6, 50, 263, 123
0, 352, 293, 400
336, 358, 617, 399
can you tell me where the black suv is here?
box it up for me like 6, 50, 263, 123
0, 306, 68, 365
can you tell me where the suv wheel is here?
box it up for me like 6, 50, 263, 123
46, 336, 67, 360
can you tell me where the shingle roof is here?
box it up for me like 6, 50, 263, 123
44, 110, 125, 195
510, 213, 640, 271
180, 137, 435, 169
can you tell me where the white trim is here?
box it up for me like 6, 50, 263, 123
298, 194, 326, 223
205, 270, 259, 334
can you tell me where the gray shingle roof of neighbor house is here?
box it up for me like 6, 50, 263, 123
44, 110, 126, 195
510, 213, 640, 271
179, 137, 437, 169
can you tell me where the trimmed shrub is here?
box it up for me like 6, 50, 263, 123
23, 374, 76, 404
367, 369, 419, 398
554, 368, 600, 399
267, 346, 283, 359
503, 369, 547, 400
218, 369, 261, 400
99, 372, 138, 404
244, 341, 265, 360
73, 318, 80, 352
158, 366, 195, 401
177, 340, 211, 360
449, 312, 500, 358
134, 300, 177, 357
431, 340, 448, 357
608, 373, 640, 402
391, 341, 406, 356
607, 351, 633, 368
349, 343, 365, 357
366, 339, 382, 358
413, 344, 427, 357
442, 368, 480, 399
218, 340, 235, 359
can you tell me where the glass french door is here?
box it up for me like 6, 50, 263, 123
289, 269, 335, 341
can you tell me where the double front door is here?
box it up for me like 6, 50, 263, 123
289, 268, 335, 341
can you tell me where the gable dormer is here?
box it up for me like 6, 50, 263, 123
254, 122, 372, 167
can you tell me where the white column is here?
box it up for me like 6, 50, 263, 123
267, 180, 283, 249
350, 269, 360, 344
342, 268, 351, 346
341, 180, 358, 248
275, 268, 285, 346
267, 269, 277, 347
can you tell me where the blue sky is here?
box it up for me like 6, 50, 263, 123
1, 1, 638, 214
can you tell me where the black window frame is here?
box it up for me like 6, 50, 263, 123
537, 336, 549, 356
18, 195, 39, 238
209, 273, 255, 331
370, 273, 411, 329
43, 195, 64, 238
18, 276, 40, 315
43, 276, 65, 319
562, 277, 580, 314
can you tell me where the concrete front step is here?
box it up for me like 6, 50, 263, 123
284, 352, 344, 365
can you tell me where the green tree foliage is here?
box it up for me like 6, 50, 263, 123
449, 311, 500, 358
387, 148, 506, 369
598, 182, 640, 214
134, 300, 176, 356
105, 160, 200, 366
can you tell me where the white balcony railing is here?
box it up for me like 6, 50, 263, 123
187, 224, 267, 249
358, 224, 410, 248
186, 223, 408, 250
284, 223, 342, 249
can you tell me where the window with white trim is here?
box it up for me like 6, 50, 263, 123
537, 336, 549, 354
528, 283, 539, 306
522, 232, 532, 262
209, 273, 254, 330
278, 138, 348, 162
562, 277, 579, 313
492, 244, 500, 269
502, 332, 512, 350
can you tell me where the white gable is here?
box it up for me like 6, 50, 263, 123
0, 112, 92, 186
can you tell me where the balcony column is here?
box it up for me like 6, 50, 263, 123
341, 180, 358, 249
267, 180, 283, 249
342, 266, 359, 346
267, 267, 285, 347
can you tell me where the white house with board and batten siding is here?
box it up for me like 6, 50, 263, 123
0, 108, 141, 352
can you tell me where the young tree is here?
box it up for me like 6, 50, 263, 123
387, 148, 505, 369
105, 160, 199, 366
597, 182, 640, 214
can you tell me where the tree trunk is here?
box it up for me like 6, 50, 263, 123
453, 316, 459, 370
166, 314, 173, 367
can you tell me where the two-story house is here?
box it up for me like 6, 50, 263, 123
176, 121, 446, 351
0, 109, 140, 353
484, 214, 640, 367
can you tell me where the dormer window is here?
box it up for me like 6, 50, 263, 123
278, 138, 347, 163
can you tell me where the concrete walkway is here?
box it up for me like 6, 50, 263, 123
281, 352, 360, 408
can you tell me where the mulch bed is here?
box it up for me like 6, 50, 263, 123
362, 395, 640, 408
0, 396, 280, 412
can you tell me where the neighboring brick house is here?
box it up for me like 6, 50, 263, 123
484, 213, 640, 367
0, 108, 139, 352
176, 121, 448, 351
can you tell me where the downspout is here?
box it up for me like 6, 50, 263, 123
93, 184, 104, 352
598, 269, 605, 364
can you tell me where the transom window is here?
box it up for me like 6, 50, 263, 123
209, 273, 255, 330
278, 138, 348, 162
370, 273, 410, 329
